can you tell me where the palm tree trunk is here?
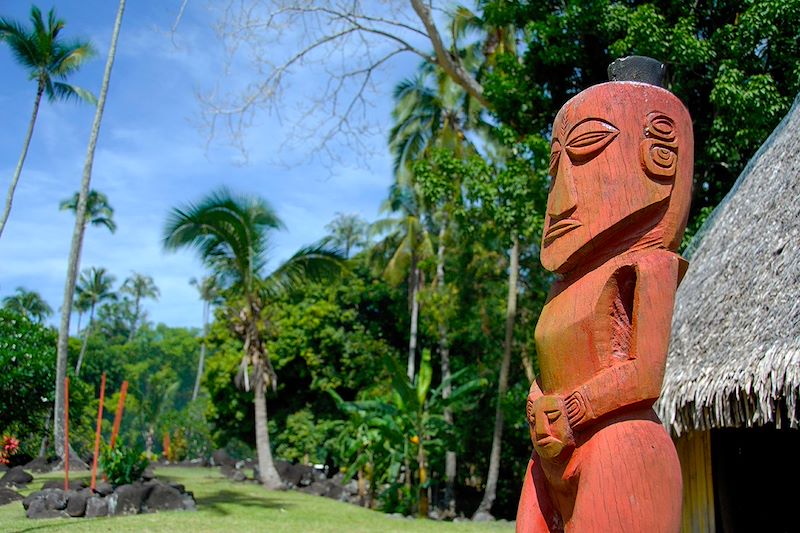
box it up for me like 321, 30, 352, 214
128, 295, 141, 342
0, 83, 44, 239
54, 0, 126, 459
192, 300, 210, 401
435, 221, 457, 515
75, 306, 94, 377
254, 377, 282, 489
407, 265, 420, 381
38, 407, 53, 458
474, 235, 519, 518
520, 342, 536, 384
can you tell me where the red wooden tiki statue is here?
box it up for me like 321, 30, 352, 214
516, 57, 691, 532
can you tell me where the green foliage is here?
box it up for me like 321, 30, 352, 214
332, 349, 485, 514
274, 408, 342, 465
160, 398, 214, 460
166, 428, 189, 462
0, 310, 55, 453
101, 443, 149, 486
0, 6, 96, 103
60, 189, 116, 233
2, 287, 53, 323
481, 0, 800, 218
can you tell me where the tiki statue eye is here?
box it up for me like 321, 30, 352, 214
545, 410, 561, 423
565, 119, 619, 164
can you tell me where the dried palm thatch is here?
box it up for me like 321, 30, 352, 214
656, 93, 800, 437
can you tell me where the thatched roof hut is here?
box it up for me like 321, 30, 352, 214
656, 92, 800, 437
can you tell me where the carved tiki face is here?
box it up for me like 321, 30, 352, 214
540, 82, 693, 274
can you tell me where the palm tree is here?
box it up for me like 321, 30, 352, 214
324, 212, 368, 259
54, 0, 126, 461
0, 6, 95, 239
163, 187, 344, 488
389, 56, 489, 511
2, 287, 53, 323
371, 185, 433, 381
74, 267, 116, 377
389, 63, 483, 181
73, 291, 91, 336
189, 275, 220, 401
121, 272, 159, 341
59, 189, 117, 234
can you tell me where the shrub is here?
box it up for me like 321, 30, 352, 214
166, 428, 189, 462
101, 444, 149, 486
0, 311, 55, 445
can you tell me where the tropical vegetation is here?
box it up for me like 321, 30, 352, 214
1, 0, 797, 524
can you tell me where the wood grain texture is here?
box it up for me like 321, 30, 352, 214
517, 81, 691, 532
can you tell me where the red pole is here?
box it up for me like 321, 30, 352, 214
109, 380, 128, 449
90, 373, 107, 490
64, 376, 69, 490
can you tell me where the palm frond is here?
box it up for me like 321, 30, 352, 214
50, 81, 96, 104
163, 187, 283, 289
262, 242, 345, 298
0, 19, 39, 70
52, 40, 96, 77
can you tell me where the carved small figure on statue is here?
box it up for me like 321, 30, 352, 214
516, 56, 691, 533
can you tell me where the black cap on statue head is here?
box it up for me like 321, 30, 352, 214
608, 56, 666, 88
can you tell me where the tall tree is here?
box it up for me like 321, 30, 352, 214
54, 0, 126, 460
325, 212, 368, 259
189, 275, 220, 401
0, 6, 95, 239
389, 58, 484, 514
59, 189, 117, 234
73, 291, 91, 336
74, 267, 116, 377
371, 185, 433, 381
163, 187, 344, 488
2, 287, 53, 324
121, 272, 160, 341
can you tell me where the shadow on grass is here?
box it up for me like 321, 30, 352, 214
196, 489, 294, 516
10, 520, 85, 533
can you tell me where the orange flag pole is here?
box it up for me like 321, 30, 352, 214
90, 373, 107, 490
64, 376, 70, 490
109, 380, 128, 449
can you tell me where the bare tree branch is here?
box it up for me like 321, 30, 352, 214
195, 0, 487, 166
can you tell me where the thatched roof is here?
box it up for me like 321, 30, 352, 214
656, 93, 800, 437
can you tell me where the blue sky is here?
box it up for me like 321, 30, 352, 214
0, 1, 424, 330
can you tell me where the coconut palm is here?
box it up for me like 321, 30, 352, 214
189, 275, 221, 401
2, 287, 53, 323
0, 6, 96, 239
74, 267, 116, 377
389, 64, 484, 182
121, 272, 159, 341
73, 291, 91, 336
325, 212, 368, 259
59, 189, 117, 234
54, 0, 126, 461
163, 187, 344, 488
371, 185, 433, 381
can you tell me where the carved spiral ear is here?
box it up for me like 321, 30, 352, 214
641, 112, 678, 181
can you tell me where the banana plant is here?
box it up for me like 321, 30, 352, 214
332, 348, 484, 516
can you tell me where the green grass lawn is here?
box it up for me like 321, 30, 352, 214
0, 466, 514, 532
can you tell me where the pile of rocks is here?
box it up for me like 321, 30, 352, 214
0, 466, 33, 506
275, 461, 361, 505
208, 450, 362, 505
23, 476, 197, 519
